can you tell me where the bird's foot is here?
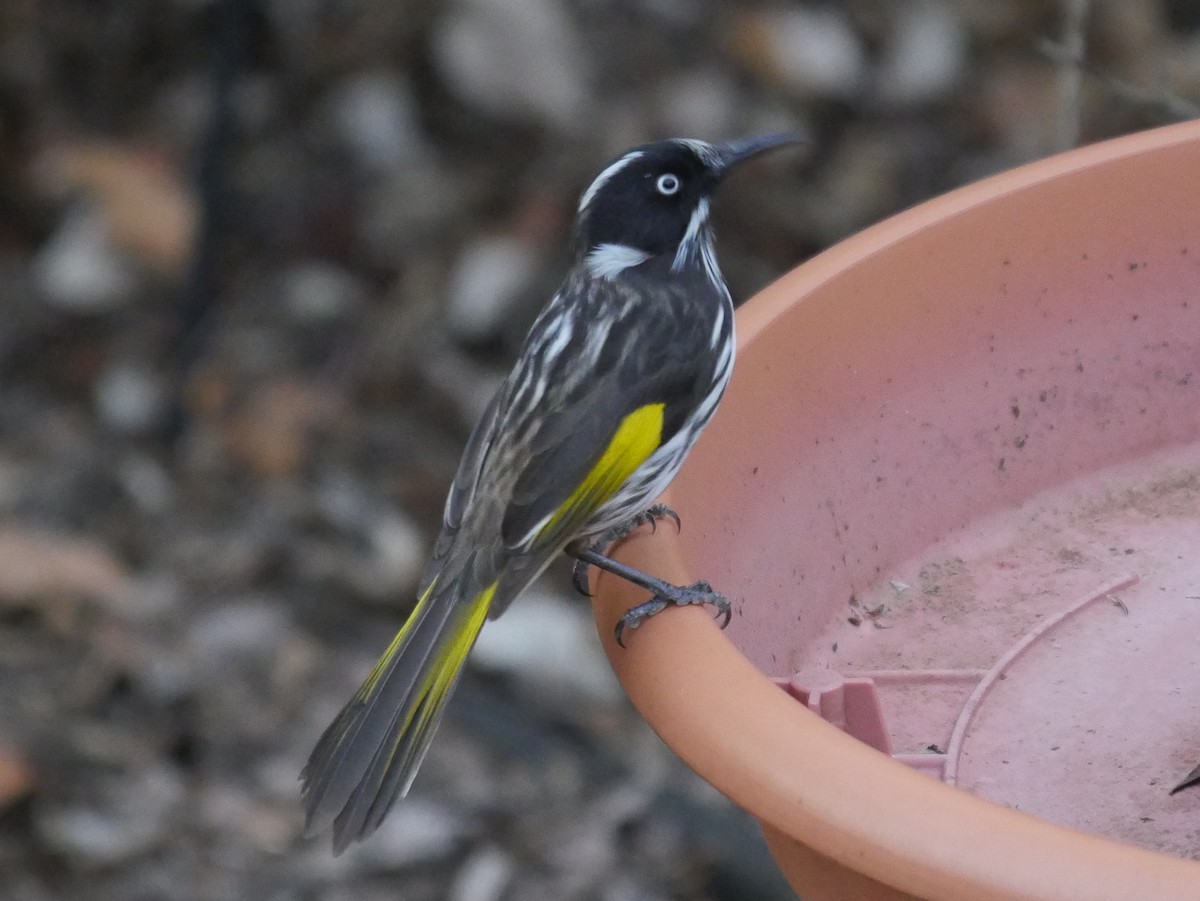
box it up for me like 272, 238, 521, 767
614, 579, 730, 648
569, 504, 681, 597
565, 545, 730, 647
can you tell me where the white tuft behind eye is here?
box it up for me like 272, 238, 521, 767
655, 173, 681, 195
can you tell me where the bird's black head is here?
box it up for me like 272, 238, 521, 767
573, 134, 798, 278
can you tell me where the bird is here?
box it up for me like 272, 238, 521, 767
301, 134, 798, 852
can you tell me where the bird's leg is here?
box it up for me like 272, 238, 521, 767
568, 504, 681, 597
568, 546, 730, 647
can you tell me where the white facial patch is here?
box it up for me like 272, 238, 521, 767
671, 196, 724, 290
578, 151, 644, 212
672, 196, 710, 271
586, 243, 651, 279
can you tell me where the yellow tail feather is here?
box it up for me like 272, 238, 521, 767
303, 578, 499, 850
387, 580, 495, 759
355, 577, 436, 698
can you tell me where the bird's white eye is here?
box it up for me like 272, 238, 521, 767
655, 173, 681, 195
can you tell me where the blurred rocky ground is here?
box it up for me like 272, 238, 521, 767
0, 1, 1196, 899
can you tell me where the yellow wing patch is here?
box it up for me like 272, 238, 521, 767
536, 402, 665, 541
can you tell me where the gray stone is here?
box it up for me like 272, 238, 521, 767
36, 767, 185, 867
654, 67, 743, 140
757, 7, 867, 100
94, 363, 168, 434
875, 3, 969, 105
448, 845, 515, 901
471, 587, 623, 704
444, 233, 540, 343
34, 205, 138, 311
431, 0, 588, 127
280, 260, 367, 322
321, 70, 425, 173
350, 797, 470, 870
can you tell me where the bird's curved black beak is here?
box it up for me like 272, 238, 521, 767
713, 133, 802, 176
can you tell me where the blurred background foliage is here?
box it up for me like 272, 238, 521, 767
0, 1, 1195, 899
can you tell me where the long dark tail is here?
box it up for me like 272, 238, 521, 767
301, 573, 496, 852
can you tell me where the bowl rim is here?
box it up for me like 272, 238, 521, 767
590, 118, 1200, 901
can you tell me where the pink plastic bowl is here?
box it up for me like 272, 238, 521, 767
592, 120, 1200, 900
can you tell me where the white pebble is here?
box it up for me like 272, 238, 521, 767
449, 845, 516, 901
280, 260, 366, 322
117, 453, 174, 514
322, 69, 425, 172
874, 3, 968, 105
365, 512, 427, 595
353, 798, 469, 870
758, 7, 867, 100
432, 0, 587, 127
655, 67, 743, 139
36, 767, 184, 866
444, 234, 539, 343
34, 205, 138, 311
472, 588, 622, 703
190, 599, 292, 661
94, 363, 167, 434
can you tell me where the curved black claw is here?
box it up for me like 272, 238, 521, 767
614, 580, 731, 648
571, 556, 593, 597
614, 597, 669, 647
637, 503, 681, 536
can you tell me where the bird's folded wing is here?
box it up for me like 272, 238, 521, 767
502, 394, 667, 553
441, 277, 710, 563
